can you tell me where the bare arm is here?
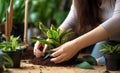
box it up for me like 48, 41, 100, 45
50, 0, 120, 63
72, 25, 108, 51
50, 26, 108, 63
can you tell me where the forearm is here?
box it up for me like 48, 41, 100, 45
71, 25, 109, 51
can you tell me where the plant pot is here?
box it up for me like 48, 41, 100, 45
11, 23, 24, 41
104, 54, 120, 71
0, 67, 4, 72
3, 50, 22, 68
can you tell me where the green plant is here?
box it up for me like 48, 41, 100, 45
100, 44, 120, 54
39, 22, 73, 47
32, 23, 97, 69
0, 54, 13, 72
100, 43, 120, 71
0, 35, 26, 52
32, 22, 73, 59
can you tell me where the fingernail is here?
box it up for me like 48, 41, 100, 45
50, 58, 54, 62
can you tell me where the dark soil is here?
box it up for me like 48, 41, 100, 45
29, 57, 78, 67
21, 46, 35, 60
21, 45, 79, 67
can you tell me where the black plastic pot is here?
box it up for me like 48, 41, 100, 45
3, 50, 22, 68
0, 67, 3, 73
104, 54, 120, 71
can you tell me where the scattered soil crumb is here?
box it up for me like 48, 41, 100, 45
40, 68, 42, 73
103, 70, 110, 73
31, 66, 35, 69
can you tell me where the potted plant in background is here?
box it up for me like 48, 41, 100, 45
0, 35, 26, 68
100, 43, 120, 71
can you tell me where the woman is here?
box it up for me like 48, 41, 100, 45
34, 0, 120, 64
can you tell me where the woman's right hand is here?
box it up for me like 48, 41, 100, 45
33, 41, 48, 57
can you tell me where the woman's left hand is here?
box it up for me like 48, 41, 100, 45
50, 41, 79, 63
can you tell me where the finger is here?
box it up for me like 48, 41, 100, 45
34, 48, 44, 57
52, 46, 61, 51
43, 44, 48, 53
34, 41, 43, 56
50, 54, 65, 63
50, 48, 62, 57
34, 41, 41, 49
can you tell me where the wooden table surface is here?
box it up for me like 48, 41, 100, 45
8, 60, 120, 73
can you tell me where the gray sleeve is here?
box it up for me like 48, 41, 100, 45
59, 1, 78, 30
101, 0, 120, 39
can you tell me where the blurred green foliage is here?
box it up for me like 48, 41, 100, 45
0, 0, 71, 27
0, 0, 10, 23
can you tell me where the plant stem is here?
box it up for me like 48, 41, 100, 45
24, 0, 29, 44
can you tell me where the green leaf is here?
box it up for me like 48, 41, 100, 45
82, 55, 97, 65
47, 30, 59, 40
39, 39, 54, 48
43, 53, 50, 60
0, 54, 14, 67
48, 39, 60, 48
76, 61, 94, 69
43, 50, 55, 60
0, 35, 23, 52
59, 28, 72, 41
57, 28, 62, 36
61, 31, 73, 44
50, 24, 57, 31
2, 54, 14, 67
100, 43, 120, 54
39, 22, 49, 35
76, 55, 97, 65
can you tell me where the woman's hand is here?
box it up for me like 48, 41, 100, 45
50, 41, 79, 63
33, 41, 48, 57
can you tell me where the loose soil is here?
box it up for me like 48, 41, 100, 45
21, 45, 79, 67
